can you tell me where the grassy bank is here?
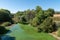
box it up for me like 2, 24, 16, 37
19, 24, 57, 40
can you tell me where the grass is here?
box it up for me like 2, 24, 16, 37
20, 24, 57, 40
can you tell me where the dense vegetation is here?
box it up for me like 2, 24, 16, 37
0, 9, 13, 24
0, 6, 60, 40
14, 6, 57, 33
0, 9, 14, 35
0, 6, 57, 33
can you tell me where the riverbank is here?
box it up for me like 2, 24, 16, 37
0, 24, 57, 40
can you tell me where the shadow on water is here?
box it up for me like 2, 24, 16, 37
0, 26, 15, 40
0, 35, 15, 40
0, 26, 12, 35
0, 29, 16, 40
6, 30, 12, 34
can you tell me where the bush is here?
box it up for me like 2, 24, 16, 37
1, 22, 11, 26
38, 17, 57, 33
0, 9, 13, 23
30, 17, 39, 27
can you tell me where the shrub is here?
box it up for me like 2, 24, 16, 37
0, 9, 13, 24
38, 17, 57, 33
30, 17, 39, 27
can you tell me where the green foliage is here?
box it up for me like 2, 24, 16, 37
16, 11, 24, 16
38, 17, 56, 33
44, 8, 55, 17
36, 6, 42, 13
30, 17, 39, 27
0, 9, 13, 24
37, 11, 45, 23
30, 9, 45, 27
16, 9, 36, 24
23, 9, 35, 23
13, 6, 56, 33
20, 16, 28, 24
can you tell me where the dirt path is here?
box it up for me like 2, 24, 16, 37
49, 33, 60, 40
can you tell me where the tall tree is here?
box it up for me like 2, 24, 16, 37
0, 9, 13, 24
44, 8, 55, 17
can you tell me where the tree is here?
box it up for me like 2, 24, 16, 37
35, 6, 45, 24
16, 11, 24, 16
35, 6, 42, 13
0, 9, 13, 24
31, 17, 39, 27
36, 10, 45, 23
38, 17, 56, 33
25, 9, 35, 23
20, 16, 27, 24
44, 8, 55, 17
